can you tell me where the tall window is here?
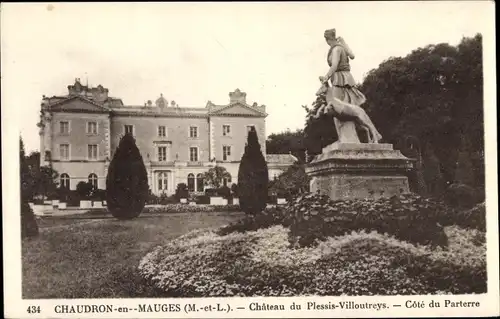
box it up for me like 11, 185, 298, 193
247, 125, 256, 132
87, 121, 97, 134
196, 173, 204, 192
187, 173, 195, 192
59, 121, 69, 134
222, 125, 231, 136
189, 147, 198, 162
223, 174, 232, 187
158, 126, 166, 137
88, 144, 98, 160
124, 125, 134, 135
60, 173, 70, 189
158, 172, 168, 191
88, 173, 98, 189
223, 145, 231, 161
189, 126, 198, 138
59, 144, 69, 160
158, 146, 167, 162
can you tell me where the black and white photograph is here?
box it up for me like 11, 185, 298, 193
2, 2, 498, 318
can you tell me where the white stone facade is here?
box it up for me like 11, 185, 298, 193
39, 79, 296, 195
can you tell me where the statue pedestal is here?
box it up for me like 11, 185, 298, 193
306, 142, 414, 200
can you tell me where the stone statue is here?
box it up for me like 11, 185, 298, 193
312, 28, 382, 144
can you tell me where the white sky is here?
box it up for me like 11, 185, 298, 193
1, 2, 494, 153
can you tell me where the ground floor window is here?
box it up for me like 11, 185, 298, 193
187, 173, 195, 192
196, 173, 204, 192
158, 171, 169, 192
88, 173, 98, 189
60, 173, 70, 189
223, 174, 232, 187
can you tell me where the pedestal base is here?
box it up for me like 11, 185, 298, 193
306, 142, 414, 200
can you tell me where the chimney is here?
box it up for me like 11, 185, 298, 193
229, 88, 246, 104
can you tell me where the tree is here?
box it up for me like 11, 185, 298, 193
106, 133, 149, 220
20, 137, 39, 238
303, 34, 484, 195
270, 163, 310, 199
201, 166, 231, 189
238, 126, 269, 214
266, 129, 306, 163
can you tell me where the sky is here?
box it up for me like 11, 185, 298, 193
1, 1, 494, 153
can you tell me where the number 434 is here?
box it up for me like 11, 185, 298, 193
27, 306, 41, 314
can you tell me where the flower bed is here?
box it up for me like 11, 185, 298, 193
138, 225, 486, 297
143, 204, 241, 214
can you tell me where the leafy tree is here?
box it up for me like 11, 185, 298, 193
238, 126, 269, 214
20, 137, 38, 238
201, 166, 231, 189
303, 34, 484, 195
270, 163, 310, 199
266, 129, 306, 163
106, 133, 149, 220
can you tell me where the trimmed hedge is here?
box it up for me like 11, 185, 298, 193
286, 193, 449, 247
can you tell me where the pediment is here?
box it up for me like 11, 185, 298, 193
210, 103, 265, 117
50, 96, 109, 113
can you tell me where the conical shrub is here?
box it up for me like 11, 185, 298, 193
106, 133, 149, 220
238, 127, 268, 214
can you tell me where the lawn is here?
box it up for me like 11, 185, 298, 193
22, 212, 242, 299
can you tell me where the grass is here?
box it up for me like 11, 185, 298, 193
22, 212, 242, 299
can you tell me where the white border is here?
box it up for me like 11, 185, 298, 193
2, 2, 498, 318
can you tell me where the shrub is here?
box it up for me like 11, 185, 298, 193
270, 163, 310, 200
175, 183, 189, 200
217, 185, 231, 199
231, 183, 239, 197
217, 207, 288, 236
238, 126, 268, 214
443, 183, 478, 209
21, 202, 39, 239
106, 133, 149, 220
286, 193, 449, 248
91, 189, 106, 201
147, 192, 178, 205
195, 195, 210, 205
76, 181, 93, 200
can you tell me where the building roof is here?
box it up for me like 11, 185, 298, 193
266, 154, 298, 165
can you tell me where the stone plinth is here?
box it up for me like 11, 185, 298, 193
306, 142, 414, 200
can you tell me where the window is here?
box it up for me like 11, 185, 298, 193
158, 126, 166, 137
60, 121, 69, 134
59, 144, 70, 160
88, 144, 98, 160
189, 126, 198, 138
158, 146, 167, 162
88, 173, 98, 189
187, 173, 195, 192
222, 125, 231, 136
196, 173, 204, 192
247, 125, 256, 132
158, 172, 168, 191
189, 147, 198, 162
60, 173, 70, 189
124, 125, 134, 135
87, 121, 97, 134
223, 145, 231, 161
223, 174, 232, 187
